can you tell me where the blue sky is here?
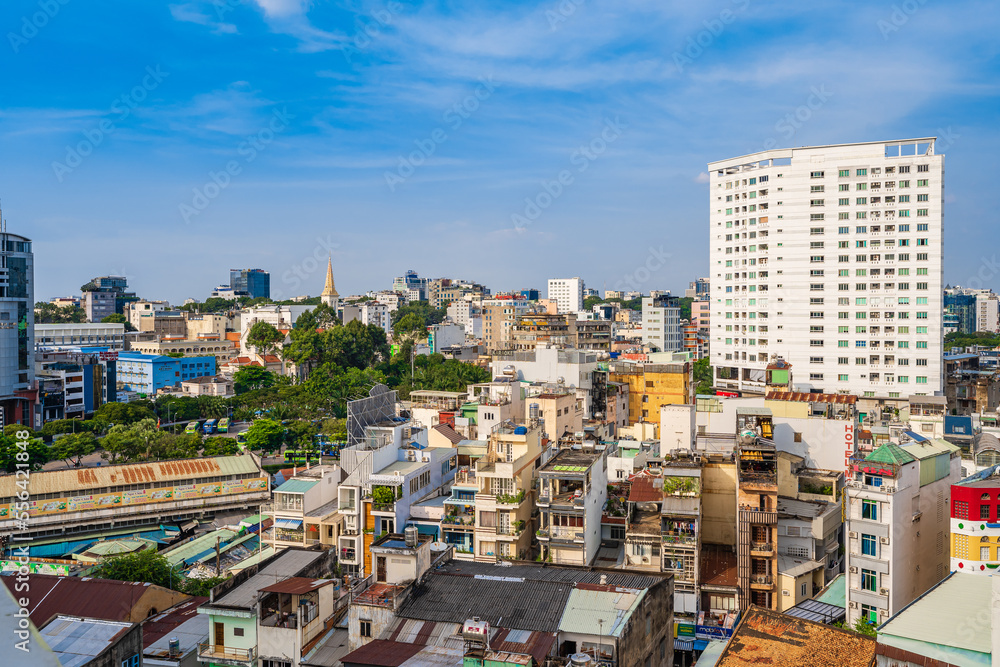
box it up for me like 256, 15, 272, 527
3, 0, 998, 303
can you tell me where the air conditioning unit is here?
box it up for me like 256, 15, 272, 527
849, 566, 858, 573
880, 587, 890, 596
848, 531, 858, 539
880, 537, 890, 545
848, 601, 858, 609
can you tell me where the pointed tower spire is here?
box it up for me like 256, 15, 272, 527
321, 256, 339, 310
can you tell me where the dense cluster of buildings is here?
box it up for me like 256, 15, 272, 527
4, 136, 1000, 666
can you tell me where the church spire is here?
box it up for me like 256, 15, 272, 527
321, 256, 339, 310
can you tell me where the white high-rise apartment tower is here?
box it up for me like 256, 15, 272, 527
708, 138, 944, 398
547, 277, 585, 314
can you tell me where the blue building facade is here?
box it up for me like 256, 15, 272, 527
230, 268, 270, 299
944, 293, 977, 334
116, 352, 216, 396
520, 288, 540, 301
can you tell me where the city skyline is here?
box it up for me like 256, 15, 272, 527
3, 1, 998, 303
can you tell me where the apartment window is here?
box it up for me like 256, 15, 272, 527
360, 620, 372, 637
810, 199, 825, 207
861, 534, 877, 556
916, 376, 927, 384
917, 194, 929, 202
839, 169, 850, 177
917, 164, 929, 173
861, 569, 877, 592
861, 604, 878, 624
810, 171, 824, 178
917, 179, 929, 186
862, 500, 878, 521
982, 505, 992, 521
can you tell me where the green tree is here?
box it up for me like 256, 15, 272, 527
50, 432, 98, 467
244, 418, 285, 453
247, 321, 284, 360
34, 302, 87, 324
0, 433, 50, 472
693, 358, 713, 395
100, 313, 137, 332
233, 366, 276, 394
93, 401, 155, 426
181, 575, 228, 596
92, 549, 181, 589
393, 312, 425, 336
202, 436, 238, 456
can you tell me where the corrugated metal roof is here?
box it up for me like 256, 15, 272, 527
142, 597, 209, 647
717, 606, 875, 667
557, 588, 644, 637
784, 599, 845, 625
628, 475, 662, 503
275, 478, 320, 494
901, 439, 960, 460
765, 391, 857, 404
39, 616, 133, 667
0, 455, 260, 497
209, 549, 324, 610
1, 574, 183, 625
340, 639, 424, 666
258, 577, 332, 595
396, 561, 663, 633
877, 572, 990, 656
397, 645, 463, 667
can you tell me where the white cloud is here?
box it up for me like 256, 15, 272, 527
695, 172, 710, 183
169, 3, 238, 34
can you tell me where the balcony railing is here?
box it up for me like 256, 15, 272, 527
662, 533, 697, 545
750, 575, 773, 588
198, 643, 255, 664
750, 542, 774, 554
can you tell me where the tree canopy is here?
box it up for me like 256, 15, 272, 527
34, 302, 87, 324
101, 313, 137, 332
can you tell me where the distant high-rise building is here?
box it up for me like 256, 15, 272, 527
81, 275, 136, 322
547, 277, 584, 314
685, 278, 710, 299
229, 268, 270, 299
520, 288, 540, 301
392, 270, 425, 299
709, 138, 944, 398
642, 295, 681, 353
0, 230, 34, 427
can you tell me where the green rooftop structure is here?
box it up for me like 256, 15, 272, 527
864, 443, 916, 466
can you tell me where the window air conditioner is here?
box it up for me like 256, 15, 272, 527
849, 566, 858, 573
880, 537, 889, 544
848, 531, 858, 538
880, 588, 889, 596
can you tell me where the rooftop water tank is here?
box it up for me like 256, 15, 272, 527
514, 426, 528, 435
569, 654, 594, 666
404, 524, 419, 548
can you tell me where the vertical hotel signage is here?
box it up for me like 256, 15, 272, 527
844, 423, 854, 473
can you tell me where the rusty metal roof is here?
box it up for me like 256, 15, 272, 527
0, 455, 260, 496
1, 575, 186, 626
628, 474, 662, 503
718, 606, 876, 667
765, 391, 857, 404
340, 639, 424, 666
258, 577, 332, 595
142, 597, 208, 647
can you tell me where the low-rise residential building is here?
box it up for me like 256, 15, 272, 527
642, 295, 682, 353
180, 374, 234, 397
661, 459, 703, 617
40, 615, 143, 667
526, 389, 582, 441
735, 408, 779, 612
269, 464, 344, 550
611, 360, 693, 425
196, 548, 336, 667
536, 445, 609, 565
845, 437, 961, 627
492, 346, 600, 418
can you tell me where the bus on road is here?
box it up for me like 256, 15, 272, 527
203, 419, 218, 435
283, 449, 321, 464
185, 421, 200, 435
217, 417, 230, 433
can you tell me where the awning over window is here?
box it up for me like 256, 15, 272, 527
275, 518, 303, 530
